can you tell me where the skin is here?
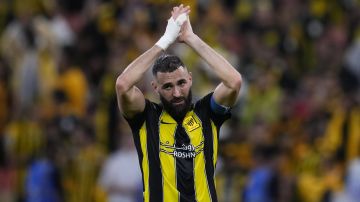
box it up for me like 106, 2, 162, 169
151, 66, 192, 112
116, 4, 242, 119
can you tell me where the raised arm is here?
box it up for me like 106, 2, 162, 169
179, 17, 242, 107
116, 5, 190, 118
115, 47, 162, 118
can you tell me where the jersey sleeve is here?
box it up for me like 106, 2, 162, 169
196, 92, 231, 127
123, 99, 152, 131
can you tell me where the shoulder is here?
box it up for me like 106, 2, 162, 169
193, 92, 213, 118
194, 92, 231, 126
124, 99, 162, 129
194, 92, 213, 108
145, 99, 162, 113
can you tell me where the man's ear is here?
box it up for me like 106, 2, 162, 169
151, 80, 159, 94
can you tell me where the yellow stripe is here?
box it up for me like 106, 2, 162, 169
184, 112, 211, 202
159, 112, 179, 201
139, 123, 150, 202
347, 108, 360, 161
211, 121, 218, 170
211, 121, 218, 191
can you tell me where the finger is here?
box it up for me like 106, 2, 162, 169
184, 8, 190, 15
172, 5, 188, 19
172, 7, 179, 18
181, 5, 190, 14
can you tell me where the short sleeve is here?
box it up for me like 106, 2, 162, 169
195, 92, 231, 127
123, 99, 151, 131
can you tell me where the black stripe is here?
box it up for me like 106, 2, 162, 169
131, 127, 144, 192
175, 126, 196, 202
146, 116, 163, 202
203, 120, 218, 202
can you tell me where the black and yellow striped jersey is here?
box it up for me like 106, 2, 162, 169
125, 93, 230, 202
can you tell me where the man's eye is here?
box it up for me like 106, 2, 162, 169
163, 85, 172, 90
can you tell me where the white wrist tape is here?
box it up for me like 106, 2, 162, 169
156, 13, 188, 50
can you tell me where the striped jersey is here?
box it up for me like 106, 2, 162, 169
125, 93, 230, 202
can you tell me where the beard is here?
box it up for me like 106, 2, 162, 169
160, 90, 192, 122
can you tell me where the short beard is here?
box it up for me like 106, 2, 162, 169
160, 90, 192, 122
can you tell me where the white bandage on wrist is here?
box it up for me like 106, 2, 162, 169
156, 13, 188, 50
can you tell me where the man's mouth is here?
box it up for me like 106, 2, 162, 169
172, 99, 185, 105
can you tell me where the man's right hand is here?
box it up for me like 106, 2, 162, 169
155, 4, 190, 50
178, 10, 196, 44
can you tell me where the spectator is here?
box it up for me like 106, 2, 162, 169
98, 125, 142, 202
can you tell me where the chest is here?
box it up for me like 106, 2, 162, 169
158, 112, 205, 160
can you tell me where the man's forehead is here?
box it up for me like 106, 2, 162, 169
155, 67, 189, 82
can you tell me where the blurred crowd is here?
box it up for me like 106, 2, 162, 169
0, 0, 359, 202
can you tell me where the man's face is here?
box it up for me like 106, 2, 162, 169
152, 67, 193, 121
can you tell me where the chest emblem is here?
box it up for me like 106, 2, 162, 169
183, 115, 200, 132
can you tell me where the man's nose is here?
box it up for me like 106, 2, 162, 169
173, 86, 181, 97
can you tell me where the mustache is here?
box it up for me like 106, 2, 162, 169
160, 90, 192, 122
171, 97, 185, 103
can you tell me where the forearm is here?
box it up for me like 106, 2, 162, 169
116, 45, 162, 93
116, 5, 189, 93
185, 35, 241, 89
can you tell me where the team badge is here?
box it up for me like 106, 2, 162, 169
183, 115, 200, 132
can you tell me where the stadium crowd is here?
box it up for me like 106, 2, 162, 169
0, 0, 359, 201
